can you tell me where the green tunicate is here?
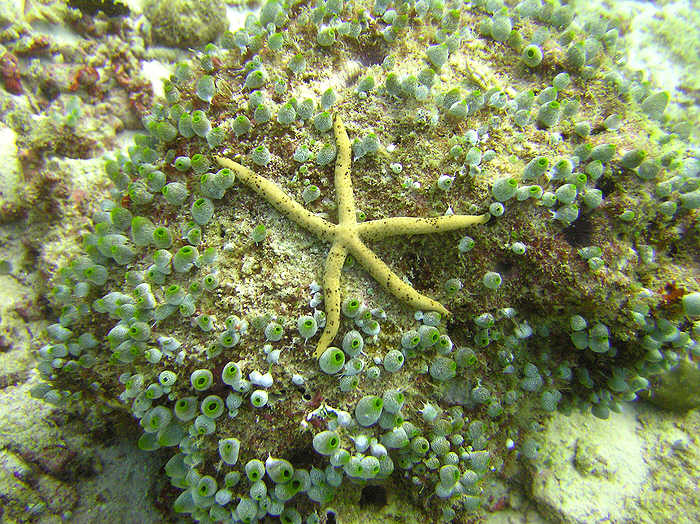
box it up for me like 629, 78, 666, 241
492, 177, 518, 201
218, 438, 240, 465
161, 182, 188, 206
194, 414, 215, 435
523, 156, 549, 180
199, 172, 224, 200
235, 497, 257, 522
566, 42, 585, 70
202, 274, 218, 291
128, 321, 150, 342
131, 216, 155, 246
313, 431, 341, 457
83, 264, 108, 286
490, 14, 511, 42
250, 223, 266, 243
164, 284, 185, 305
313, 111, 333, 133
537, 100, 560, 127
302, 185, 321, 204
264, 321, 283, 342
245, 459, 265, 482
317, 26, 336, 47
218, 331, 239, 348
231, 115, 251, 137
287, 54, 306, 75
382, 389, 405, 414
190, 110, 211, 138
244, 69, 266, 90
190, 154, 209, 175
680, 190, 700, 210
293, 144, 311, 163
297, 315, 318, 339
196, 314, 214, 332
277, 102, 296, 125
190, 369, 213, 391
582, 189, 603, 209
588, 256, 604, 270
142, 405, 172, 433
145, 170, 166, 193
222, 362, 242, 385
177, 113, 195, 139
151, 226, 172, 249
483, 271, 502, 289
430, 356, 457, 381
268, 32, 284, 51
109, 206, 132, 231
191, 198, 214, 225
251, 145, 271, 166
589, 143, 616, 163
355, 395, 383, 427
205, 126, 224, 148
362, 133, 380, 154
174, 396, 197, 422
357, 75, 375, 94
253, 103, 271, 124
341, 297, 361, 318
198, 247, 216, 266
315, 143, 336, 166
384, 72, 402, 97
447, 100, 467, 120
200, 395, 224, 418
321, 88, 336, 110
158, 370, 176, 387
555, 183, 577, 205
297, 98, 314, 120
426, 42, 448, 69
682, 292, 700, 318
574, 120, 591, 138
536, 86, 558, 105
342, 330, 364, 357
553, 72, 571, 90
522, 44, 543, 67
212, 168, 234, 192
319, 347, 345, 374
383, 350, 404, 372
444, 278, 462, 296
249, 479, 267, 501
620, 149, 646, 170
152, 250, 171, 273
641, 91, 669, 120
637, 160, 661, 181
127, 182, 153, 206
265, 457, 294, 484
418, 325, 439, 348
584, 160, 603, 180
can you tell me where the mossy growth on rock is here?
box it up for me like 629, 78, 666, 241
34, 1, 699, 522
143, 0, 228, 49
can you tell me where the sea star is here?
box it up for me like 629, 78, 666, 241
216, 115, 489, 357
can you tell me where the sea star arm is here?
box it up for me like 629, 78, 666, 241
333, 116, 356, 226
315, 241, 348, 357
215, 156, 335, 241
356, 214, 490, 240
344, 234, 450, 318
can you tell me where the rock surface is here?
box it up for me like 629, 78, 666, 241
0, 124, 24, 217
529, 404, 699, 524
143, 0, 228, 49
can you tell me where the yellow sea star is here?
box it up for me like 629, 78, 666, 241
216, 115, 489, 357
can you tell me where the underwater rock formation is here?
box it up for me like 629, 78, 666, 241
15, 0, 699, 522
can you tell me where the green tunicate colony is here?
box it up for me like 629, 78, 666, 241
34, 1, 698, 523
